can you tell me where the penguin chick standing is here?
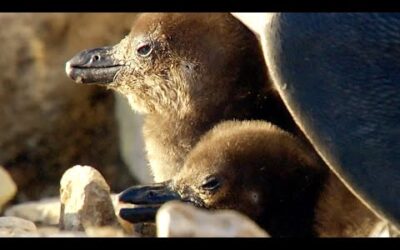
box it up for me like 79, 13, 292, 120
65, 13, 300, 182
119, 120, 381, 237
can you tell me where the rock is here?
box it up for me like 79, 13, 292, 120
111, 193, 155, 237
4, 192, 137, 235
0, 13, 139, 201
0, 216, 39, 237
0, 166, 17, 211
111, 193, 136, 235
36, 226, 85, 237
39, 231, 87, 237
36, 226, 61, 236
156, 201, 269, 237
36, 226, 87, 237
85, 226, 128, 237
37, 227, 127, 237
59, 165, 120, 231
24, 225, 125, 237
4, 197, 59, 226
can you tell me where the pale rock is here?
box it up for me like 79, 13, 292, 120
0, 216, 39, 237
38, 229, 87, 237
37, 226, 61, 236
5, 197, 60, 225
111, 193, 155, 236
156, 201, 269, 237
39, 231, 87, 237
0, 166, 17, 211
4, 192, 136, 235
59, 165, 120, 231
85, 226, 128, 237
30, 226, 84, 237
35, 226, 87, 237
111, 193, 136, 235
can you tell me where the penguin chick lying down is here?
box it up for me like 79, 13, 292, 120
119, 120, 381, 237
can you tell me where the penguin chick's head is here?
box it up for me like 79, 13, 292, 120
66, 13, 265, 118
172, 121, 323, 219
119, 121, 326, 236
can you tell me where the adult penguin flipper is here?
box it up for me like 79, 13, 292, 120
232, 13, 400, 228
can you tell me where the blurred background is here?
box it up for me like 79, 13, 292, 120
0, 13, 152, 203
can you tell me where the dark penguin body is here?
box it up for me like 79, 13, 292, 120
119, 121, 381, 237
251, 13, 400, 227
66, 13, 301, 182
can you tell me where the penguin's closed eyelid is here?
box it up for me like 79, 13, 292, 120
201, 176, 221, 191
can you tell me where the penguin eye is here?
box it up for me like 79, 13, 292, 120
201, 176, 221, 191
137, 43, 153, 57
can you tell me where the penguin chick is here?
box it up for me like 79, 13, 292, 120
119, 120, 381, 237
65, 13, 300, 182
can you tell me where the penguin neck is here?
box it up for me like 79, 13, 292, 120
142, 94, 269, 182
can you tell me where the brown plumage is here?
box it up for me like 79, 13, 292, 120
66, 13, 300, 182
176, 121, 381, 237
120, 120, 382, 237
66, 13, 386, 237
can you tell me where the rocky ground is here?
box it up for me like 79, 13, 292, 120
0, 165, 269, 237
0, 13, 147, 202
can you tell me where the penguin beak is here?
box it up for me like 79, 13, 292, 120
65, 46, 123, 84
118, 181, 182, 224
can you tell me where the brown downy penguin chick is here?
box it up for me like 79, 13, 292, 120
65, 13, 301, 182
119, 121, 381, 237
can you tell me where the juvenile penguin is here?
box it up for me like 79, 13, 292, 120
119, 120, 382, 237
65, 13, 301, 182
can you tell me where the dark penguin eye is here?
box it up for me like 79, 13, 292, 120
137, 43, 153, 57
201, 176, 221, 191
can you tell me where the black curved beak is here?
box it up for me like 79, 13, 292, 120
118, 181, 181, 224
65, 46, 123, 84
